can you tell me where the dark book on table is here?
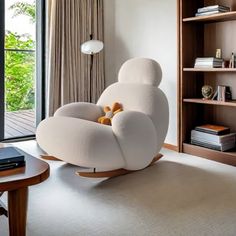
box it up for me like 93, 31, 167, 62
0, 147, 25, 165
195, 124, 230, 135
0, 161, 25, 171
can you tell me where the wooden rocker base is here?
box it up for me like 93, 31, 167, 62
40, 155, 62, 161
77, 153, 163, 178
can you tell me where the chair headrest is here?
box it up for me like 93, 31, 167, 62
118, 58, 162, 87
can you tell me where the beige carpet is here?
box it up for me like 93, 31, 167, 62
1, 141, 236, 236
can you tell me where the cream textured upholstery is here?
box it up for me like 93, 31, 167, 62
36, 58, 169, 171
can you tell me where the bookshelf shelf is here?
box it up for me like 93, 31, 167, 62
183, 11, 236, 23
183, 98, 236, 107
183, 68, 236, 72
183, 143, 236, 166
178, 0, 236, 166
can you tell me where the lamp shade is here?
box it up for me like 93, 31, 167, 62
81, 40, 104, 55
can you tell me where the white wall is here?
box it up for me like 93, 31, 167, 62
104, 0, 178, 146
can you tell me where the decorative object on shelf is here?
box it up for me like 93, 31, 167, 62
212, 85, 232, 101
225, 86, 232, 100
216, 49, 222, 59
223, 59, 230, 68
229, 52, 235, 68
202, 85, 214, 99
217, 85, 226, 101
195, 5, 230, 17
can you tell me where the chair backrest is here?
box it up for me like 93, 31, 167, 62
97, 58, 169, 149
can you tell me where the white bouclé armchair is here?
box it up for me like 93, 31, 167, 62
36, 58, 169, 177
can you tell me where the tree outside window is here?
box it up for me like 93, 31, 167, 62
5, 0, 35, 112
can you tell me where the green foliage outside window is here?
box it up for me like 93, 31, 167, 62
5, 1, 35, 112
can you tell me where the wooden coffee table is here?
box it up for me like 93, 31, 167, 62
0, 148, 50, 236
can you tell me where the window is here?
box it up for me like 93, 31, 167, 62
0, 0, 45, 140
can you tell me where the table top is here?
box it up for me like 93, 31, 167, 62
0, 148, 50, 191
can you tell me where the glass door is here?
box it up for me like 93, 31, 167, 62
0, 0, 45, 140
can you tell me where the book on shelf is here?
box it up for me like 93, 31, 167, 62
0, 147, 25, 171
195, 5, 230, 16
191, 124, 235, 151
195, 57, 222, 61
195, 9, 230, 16
194, 57, 223, 68
197, 5, 230, 13
195, 124, 230, 135
191, 139, 235, 152
191, 130, 236, 144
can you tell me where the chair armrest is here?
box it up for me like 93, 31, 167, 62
36, 117, 125, 170
112, 111, 158, 170
54, 102, 103, 122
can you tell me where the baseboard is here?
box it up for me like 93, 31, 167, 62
163, 143, 178, 152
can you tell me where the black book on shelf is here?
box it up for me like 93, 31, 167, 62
0, 147, 25, 165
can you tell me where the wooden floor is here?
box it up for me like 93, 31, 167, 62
5, 110, 35, 139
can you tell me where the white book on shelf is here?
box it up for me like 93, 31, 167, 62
196, 9, 229, 17
191, 130, 236, 144
194, 65, 222, 68
197, 5, 230, 13
195, 62, 221, 65
191, 139, 235, 151
195, 57, 223, 62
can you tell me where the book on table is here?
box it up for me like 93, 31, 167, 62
0, 147, 25, 171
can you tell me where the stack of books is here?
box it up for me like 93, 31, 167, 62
194, 57, 223, 68
196, 5, 230, 16
191, 124, 236, 151
0, 147, 25, 171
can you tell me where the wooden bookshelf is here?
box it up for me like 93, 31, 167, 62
178, 0, 236, 165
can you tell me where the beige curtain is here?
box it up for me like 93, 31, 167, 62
46, 0, 105, 116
